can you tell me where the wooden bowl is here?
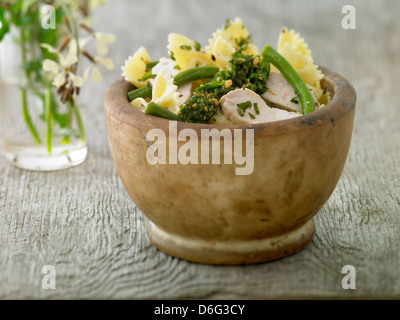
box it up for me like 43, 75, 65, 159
104, 67, 356, 265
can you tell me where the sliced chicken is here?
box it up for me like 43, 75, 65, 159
262, 72, 319, 113
176, 82, 192, 105
220, 88, 300, 124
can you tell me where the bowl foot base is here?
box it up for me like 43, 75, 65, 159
147, 220, 315, 265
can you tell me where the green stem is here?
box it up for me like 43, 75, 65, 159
73, 104, 85, 143
56, 0, 85, 144
45, 86, 52, 154
56, 0, 80, 57
61, 106, 72, 144
20, 88, 42, 144
19, 26, 42, 144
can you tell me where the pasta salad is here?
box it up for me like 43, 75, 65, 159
121, 18, 330, 124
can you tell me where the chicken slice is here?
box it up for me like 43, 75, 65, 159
176, 82, 192, 106
262, 72, 319, 113
220, 88, 300, 124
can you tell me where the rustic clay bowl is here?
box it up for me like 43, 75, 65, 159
104, 67, 356, 265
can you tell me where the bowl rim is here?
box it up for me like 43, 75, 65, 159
104, 66, 356, 135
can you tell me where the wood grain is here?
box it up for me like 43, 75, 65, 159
0, 0, 399, 299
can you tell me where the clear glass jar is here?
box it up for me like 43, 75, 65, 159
0, 27, 87, 171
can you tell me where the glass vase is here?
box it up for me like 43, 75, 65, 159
0, 28, 87, 171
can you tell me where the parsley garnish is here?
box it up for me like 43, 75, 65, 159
145, 61, 159, 71
180, 45, 192, 51
224, 19, 231, 30
194, 41, 201, 51
138, 70, 156, 82
254, 103, 259, 114
236, 101, 254, 117
235, 35, 252, 47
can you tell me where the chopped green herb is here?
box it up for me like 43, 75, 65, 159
237, 100, 252, 112
290, 97, 299, 104
174, 65, 181, 70
224, 19, 231, 30
235, 35, 252, 47
194, 41, 201, 51
180, 44, 192, 51
145, 60, 159, 71
254, 103, 259, 114
236, 100, 256, 118
138, 70, 156, 82
170, 51, 176, 61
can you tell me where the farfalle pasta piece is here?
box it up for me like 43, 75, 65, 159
121, 46, 151, 88
130, 69, 181, 113
277, 27, 311, 57
151, 69, 181, 112
130, 97, 147, 112
206, 17, 260, 69
167, 33, 216, 71
274, 27, 323, 87
206, 35, 235, 70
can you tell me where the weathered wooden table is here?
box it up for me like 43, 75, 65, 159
1, 0, 399, 299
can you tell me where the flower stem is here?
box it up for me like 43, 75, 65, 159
61, 107, 72, 144
45, 86, 52, 154
19, 26, 42, 144
57, 0, 85, 143
20, 88, 42, 144
73, 104, 85, 143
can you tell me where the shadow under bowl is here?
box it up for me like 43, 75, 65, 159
104, 66, 356, 265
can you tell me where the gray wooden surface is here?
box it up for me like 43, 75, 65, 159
1, 0, 399, 299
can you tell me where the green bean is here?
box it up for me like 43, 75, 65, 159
145, 102, 181, 121
173, 66, 219, 87
128, 83, 152, 101
261, 45, 315, 115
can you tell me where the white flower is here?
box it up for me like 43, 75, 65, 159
43, 51, 85, 87
41, 43, 59, 54
69, 37, 91, 56
93, 32, 115, 56
89, 0, 108, 9
95, 56, 114, 70
84, 55, 114, 83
